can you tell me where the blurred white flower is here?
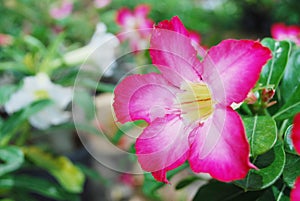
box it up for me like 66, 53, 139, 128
4, 73, 72, 129
64, 22, 119, 76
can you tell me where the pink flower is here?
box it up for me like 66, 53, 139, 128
50, 0, 73, 20
113, 16, 271, 183
94, 0, 111, 8
0, 34, 13, 46
291, 113, 300, 201
116, 4, 154, 52
271, 23, 300, 46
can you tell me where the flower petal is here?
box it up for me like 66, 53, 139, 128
150, 16, 202, 86
189, 106, 254, 182
292, 113, 300, 154
291, 177, 300, 201
116, 7, 133, 26
202, 39, 271, 105
134, 4, 151, 18
113, 73, 179, 124
135, 115, 190, 183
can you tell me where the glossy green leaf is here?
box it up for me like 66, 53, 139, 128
283, 153, 300, 188
271, 184, 290, 201
284, 125, 298, 155
0, 175, 79, 201
273, 84, 300, 120
0, 146, 24, 176
23, 147, 85, 193
242, 115, 277, 157
259, 38, 291, 88
0, 84, 18, 105
234, 141, 285, 191
193, 180, 262, 201
280, 49, 300, 102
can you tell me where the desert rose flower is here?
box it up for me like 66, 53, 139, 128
291, 114, 300, 201
116, 4, 154, 52
50, 0, 73, 20
271, 23, 300, 46
4, 73, 72, 129
113, 16, 272, 183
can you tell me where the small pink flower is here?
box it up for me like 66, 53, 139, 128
0, 34, 13, 46
291, 113, 300, 201
50, 0, 73, 20
271, 23, 300, 46
116, 4, 154, 52
94, 0, 111, 8
113, 16, 271, 183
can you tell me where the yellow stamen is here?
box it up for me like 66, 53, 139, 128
34, 89, 49, 100
178, 82, 214, 122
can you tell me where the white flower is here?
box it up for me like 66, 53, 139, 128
4, 73, 72, 129
64, 22, 119, 76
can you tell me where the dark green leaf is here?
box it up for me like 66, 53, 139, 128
0, 175, 79, 201
283, 153, 300, 188
242, 115, 277, 157
280, 49, 300, 102
259, 38, 291, 88
284, 125, 298, 154
0, 146, 24, 176
23, 147, 85, 193
175, 176, 200, 190
193, 180, 262, 201
234, 141, 285, 190
273, 84, 300, 120
271, 184, 290, 201
142, 162, 189, 199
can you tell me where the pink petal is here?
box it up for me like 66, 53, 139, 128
189, 30, 202, 45
188, 106, 254, 182
135, 115, 190, 183
271, 23, 288, 40
150, 16, 202, 86
116, 8, 133, 26
291, 177, 300, 201
292, 113, 300, 154
113, 73, 179, 124
202, 39, 271, 106
134, 4, 151, 18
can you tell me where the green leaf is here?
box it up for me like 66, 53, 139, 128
23, 147, 85, 193
283, 125, 298, 155
273, 84, 300, 120
271, 184, 290, 201
0, 99, 53, 144
242, 115, 277, 157
193, 180, 262, 201
142, 162, 189, 199
73, 89, 95, 121
282, 153, 300, 188
259, 38, 291, 88
0, 175, 79, 201
234, 141, 285, 191
0, 84, 18, 105
280, 49, 300, 102
175, 176, 200, 190
0, 146, 24, 176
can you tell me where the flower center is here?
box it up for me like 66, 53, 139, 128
178, 82, 214, 123
34, 89, 49, 100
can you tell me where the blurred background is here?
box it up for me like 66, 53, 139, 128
0, 0, 299, 201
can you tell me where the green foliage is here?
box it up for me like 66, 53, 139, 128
0, 146, 24, 176
259, 38, 291, 88
242, 115, 277, 157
